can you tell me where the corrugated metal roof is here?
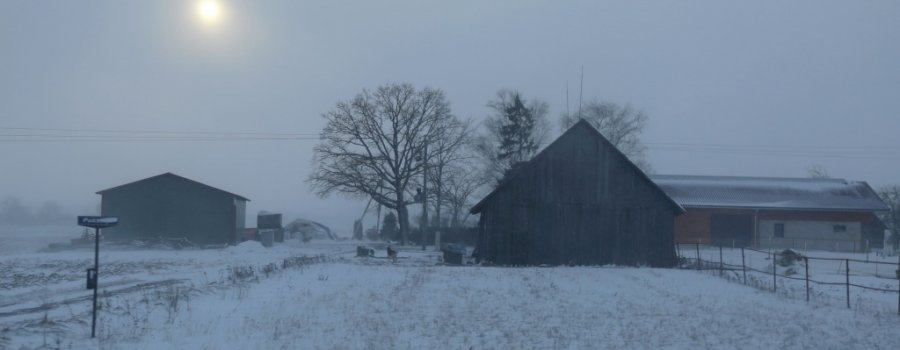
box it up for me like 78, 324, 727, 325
650, 175, 888, 212
96, 172, 250, 201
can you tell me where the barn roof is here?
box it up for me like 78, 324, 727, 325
96, 172, 250, 201
650, 175, 887, 212
470, 120, 684, 214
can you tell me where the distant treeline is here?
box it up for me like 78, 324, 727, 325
0, 196, 71, 225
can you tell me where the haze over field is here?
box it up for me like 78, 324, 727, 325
2, 1, 899, 234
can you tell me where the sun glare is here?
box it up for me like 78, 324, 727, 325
197, 0, 221, 23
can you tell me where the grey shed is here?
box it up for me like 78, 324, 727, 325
96, 173, 249, 245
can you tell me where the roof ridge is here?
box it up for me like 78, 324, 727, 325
96, 172, 250, 201
651, 174, 848, 183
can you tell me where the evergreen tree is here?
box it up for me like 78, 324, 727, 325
498, 94, 539, 164
380, 212, 400, 241
474, 90, 549, 186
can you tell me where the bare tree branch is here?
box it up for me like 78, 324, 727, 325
308, 83, 455, 244
560, 100, 651, 173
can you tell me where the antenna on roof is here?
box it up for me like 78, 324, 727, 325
578, 65, 584, 119
566, 80, 570, 117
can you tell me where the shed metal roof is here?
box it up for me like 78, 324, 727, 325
650, 175, 888, 212
96, 172, 250, 201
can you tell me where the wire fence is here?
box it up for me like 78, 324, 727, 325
675, 243, 900, 315
683, 237, 889, 253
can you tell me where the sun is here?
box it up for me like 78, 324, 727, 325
197, 0, 221, 23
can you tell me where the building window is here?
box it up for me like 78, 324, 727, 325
774, 223, 784, 238
833, 225, 847, 233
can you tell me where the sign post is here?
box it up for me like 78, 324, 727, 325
77, 216, 118, 338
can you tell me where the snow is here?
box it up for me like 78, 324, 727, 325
651, 175, 888, 211
2, 238, 899, 349
686, 245, 900, 313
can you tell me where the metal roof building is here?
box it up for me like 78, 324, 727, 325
651, 175, 888, 251
651, 175, 888, 212
97, 173, 249, 245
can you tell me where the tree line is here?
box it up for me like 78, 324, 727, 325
0, 197, 70, 226
307, 83, 649, 244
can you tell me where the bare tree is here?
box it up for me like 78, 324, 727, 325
806, 164, 831, 179
441, 163, 489, 227
308, 83, 454, 245
475, 89, 550, 184
878, 185, 900, 250
425, 117, 472, 229
560, 100, 651, 172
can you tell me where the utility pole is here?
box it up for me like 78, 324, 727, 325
578, 65, 584, 119
421, 141, 429, 250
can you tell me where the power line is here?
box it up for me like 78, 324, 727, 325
646, 145, 900, 161
0, 126, 319, 137
2, 125, 899, 161
646, 141, 900, 151
0, 136, 319, 143
0, 125, 321, 143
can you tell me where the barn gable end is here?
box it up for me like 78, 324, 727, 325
471, 120, 681, 266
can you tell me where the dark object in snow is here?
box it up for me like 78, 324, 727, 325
257, 212, 284, 243
387, 246, 397, 263
356, 246, 375, 257
85, 268, 97, 290
778, 249, 804, 267
442, 244, 466, 265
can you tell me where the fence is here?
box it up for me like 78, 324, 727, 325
675, 243, 900, 315
689, 237, 881, 253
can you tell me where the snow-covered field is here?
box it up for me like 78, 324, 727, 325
684, 245, 900, 314
2, 236, 900, 349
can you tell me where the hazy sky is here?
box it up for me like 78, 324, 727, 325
2, 1, 899, 235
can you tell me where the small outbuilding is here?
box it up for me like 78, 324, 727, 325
470, 120, 684, 266
97, 172, 249, 245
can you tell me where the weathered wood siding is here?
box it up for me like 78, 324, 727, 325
474, 122, 679, 266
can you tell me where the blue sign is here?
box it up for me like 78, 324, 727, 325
77, 216, 119, 228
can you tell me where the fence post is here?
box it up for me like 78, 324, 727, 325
865, 240, 869, 261
696, 243, 701, 270
804, 257, 809, 302
719, 245, 723, 277
845, 259, 850, 309
772, 251, 777, 293
741, 247, 747, 284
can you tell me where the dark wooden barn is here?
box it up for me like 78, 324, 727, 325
470, 120, 684, 266
97, 173, 249, 245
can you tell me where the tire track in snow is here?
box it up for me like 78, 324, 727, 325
0, 278, 189, 319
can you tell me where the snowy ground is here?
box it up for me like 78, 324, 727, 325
1, 233, 899, 349
683, 245, 900, 314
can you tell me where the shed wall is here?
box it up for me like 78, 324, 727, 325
100, 175, 245, 244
